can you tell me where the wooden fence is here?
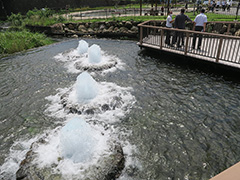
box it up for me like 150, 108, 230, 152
138, 20, 240, 67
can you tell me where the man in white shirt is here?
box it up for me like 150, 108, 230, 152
165, 11, 174, 46
216, 0, 221, 8
192, 9, 207, 50
222, 1, 226, 10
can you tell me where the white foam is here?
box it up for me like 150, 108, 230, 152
0, 136, 41, 179
60, 117, 97, 163
54, 42, 125, 75
31, 118, 111, 179
45, 80, 135, 124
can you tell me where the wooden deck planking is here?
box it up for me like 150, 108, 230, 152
139, 35, 240, 69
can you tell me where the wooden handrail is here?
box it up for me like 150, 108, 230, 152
138, 20, 153, 26
138, 20, 240, 66
138, 24, 240, 39
138, 20, 240, 25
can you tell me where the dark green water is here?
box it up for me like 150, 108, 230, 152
1, 38, 240, 180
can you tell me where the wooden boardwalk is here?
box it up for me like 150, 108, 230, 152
138, 21, 240, 69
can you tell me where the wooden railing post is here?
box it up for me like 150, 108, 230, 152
227, 24, 231, 34
140, 26, 143, 45
216, 37, 223, 62
160, 29, 163, 49
154, 21, 156, 35
184, 32, 190, 55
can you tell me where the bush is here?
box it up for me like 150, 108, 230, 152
38, 8, 55, 18
57, 16, 66, 23
0, 30, 54, 55
7, 13, 23, 26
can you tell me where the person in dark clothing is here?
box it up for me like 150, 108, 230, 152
185, 2, 188, 11
173, 8, 192, 48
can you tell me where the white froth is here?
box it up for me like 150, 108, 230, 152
32, 119, 111, 179
46, 79, 135, 124
54, 41, 125, 75
0, 136, 41, 179
60, 117, 97, 163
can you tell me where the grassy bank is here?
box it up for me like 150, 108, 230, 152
0, 30, 54, 55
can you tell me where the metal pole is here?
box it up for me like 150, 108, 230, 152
155, 0, 158, 14
236, 2, 240, 20
167, 0, 170, 14
194, 2, 195, 15
140, 0, 142, 16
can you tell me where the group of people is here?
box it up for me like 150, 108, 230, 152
165, 8, 207, 50
209, 0, 232, 12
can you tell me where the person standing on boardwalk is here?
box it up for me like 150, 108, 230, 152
165, 11, 174, 46
174, 8, 192, 48
192, 9, 207, 50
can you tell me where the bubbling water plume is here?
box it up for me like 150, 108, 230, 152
60, 117, 97, 163
77, 40, 88, 55
88, 44, 102, 64
76, 71, 98, 103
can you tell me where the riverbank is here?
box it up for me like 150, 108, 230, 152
0, 30, 54, 56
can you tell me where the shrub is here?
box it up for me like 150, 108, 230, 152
38, 8, 55, 18
7, 13, 23, 26
57, 16, 66, 23
0, 30, 54, 55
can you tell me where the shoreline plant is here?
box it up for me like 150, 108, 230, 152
0, 30, 54, 55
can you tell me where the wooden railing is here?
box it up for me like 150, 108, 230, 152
138, 20, 240, 65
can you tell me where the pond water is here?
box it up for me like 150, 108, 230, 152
1, 38, 240, 179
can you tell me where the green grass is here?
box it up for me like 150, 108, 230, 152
76, 12, 237, 23
0, 30, 54, 55
20, 13, 239, 26
6, 5, 238, 27
23, 16, 68, 26
186, 12, 238, 21
69, 3, 152, 12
